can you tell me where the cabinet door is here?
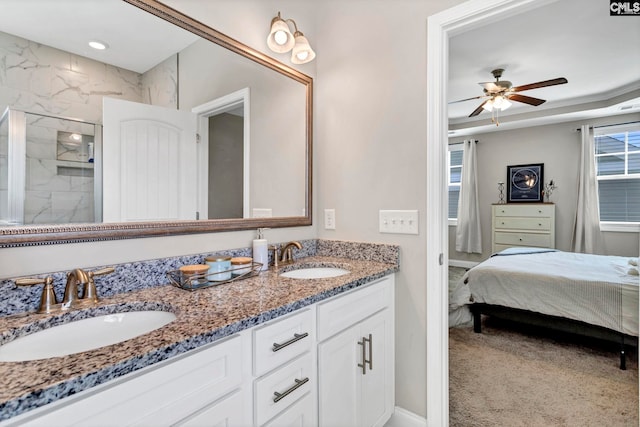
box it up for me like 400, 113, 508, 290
360, 309, 393, 427
317, 325, 361, 427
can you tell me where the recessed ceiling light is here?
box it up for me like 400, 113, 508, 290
88, 40, 109, 50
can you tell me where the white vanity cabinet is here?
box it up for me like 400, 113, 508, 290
3, 334, 246, 427
317, 276, 395, 427
2, 274, 395, 427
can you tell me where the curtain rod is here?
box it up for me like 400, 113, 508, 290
576, 120, 640, 132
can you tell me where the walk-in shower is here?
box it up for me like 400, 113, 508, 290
0, 108, 101, 225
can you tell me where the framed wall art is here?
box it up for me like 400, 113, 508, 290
506, 163, 544, 203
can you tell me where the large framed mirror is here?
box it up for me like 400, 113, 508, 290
0, 0, 312, 247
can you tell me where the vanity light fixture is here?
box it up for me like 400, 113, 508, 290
88, 40, 109, 50
267, 12, 315, 64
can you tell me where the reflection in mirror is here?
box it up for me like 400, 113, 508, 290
1, 109, 101, 225
0, 0, 312, 246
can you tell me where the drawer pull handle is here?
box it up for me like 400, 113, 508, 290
273, 377, 309, 403
272, 332, 309, 352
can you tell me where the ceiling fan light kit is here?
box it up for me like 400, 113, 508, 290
451, 68, 568, 126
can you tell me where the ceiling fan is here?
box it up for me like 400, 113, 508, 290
451, 68, 568, 122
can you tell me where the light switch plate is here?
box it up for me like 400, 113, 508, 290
324, 209, 336, 230
379, 210, 419, 234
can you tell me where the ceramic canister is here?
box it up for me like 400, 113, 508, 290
205, 254, 232, 282
231, 256, 253, 276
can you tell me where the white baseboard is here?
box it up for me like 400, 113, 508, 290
448, 259, 478, 269
384, 407, 427, 427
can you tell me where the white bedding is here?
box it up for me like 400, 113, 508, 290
451, 248, 639, 336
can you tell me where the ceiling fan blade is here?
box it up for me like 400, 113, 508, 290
449, 95, 486, 104
511, 77, 567, 93
507, 93, 546, 106
469, 101, 489, 117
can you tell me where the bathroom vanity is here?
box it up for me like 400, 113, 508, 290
0, 242, 398, 427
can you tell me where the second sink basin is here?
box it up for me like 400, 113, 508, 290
0, 310, 176, 362
280, 267, 350, 279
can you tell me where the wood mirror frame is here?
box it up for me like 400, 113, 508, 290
0, 0, 312, 248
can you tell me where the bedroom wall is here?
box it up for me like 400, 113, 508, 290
449, 112, 640, 264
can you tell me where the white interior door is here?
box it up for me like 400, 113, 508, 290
103, 98, 197, 222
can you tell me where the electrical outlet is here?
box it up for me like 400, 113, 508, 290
324, 209, 336, 230
379, 210, 419, 234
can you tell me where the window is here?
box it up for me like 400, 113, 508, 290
594, 124, 640, 230
448, 144, 463, 221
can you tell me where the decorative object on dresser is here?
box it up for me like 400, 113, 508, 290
542, 179, 557, 202
506, 163, 544, 202
491, 203, 555, 253
497, 181, 506, 204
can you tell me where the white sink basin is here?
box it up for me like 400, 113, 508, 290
280, 267, 350, 279
0, 310, 176, 362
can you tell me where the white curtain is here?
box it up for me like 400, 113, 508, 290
572, 125, 603, 254
456, 140, 482, 253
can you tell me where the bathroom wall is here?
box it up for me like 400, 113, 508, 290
448, 112, 640, 264
313, 0, 466, 418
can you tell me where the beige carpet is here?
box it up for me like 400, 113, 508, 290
449, 317, 638, 427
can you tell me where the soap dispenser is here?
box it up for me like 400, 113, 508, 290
253, 228, 269, 271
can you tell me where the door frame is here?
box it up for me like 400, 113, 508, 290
425, 0, 557, 425
192, 88, 251, 219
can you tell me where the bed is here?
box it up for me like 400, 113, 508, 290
450, 247, 639, 369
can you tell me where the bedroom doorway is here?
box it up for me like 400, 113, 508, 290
425, 0, 558, 425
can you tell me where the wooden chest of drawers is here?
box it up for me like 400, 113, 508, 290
491, 204, 555, 253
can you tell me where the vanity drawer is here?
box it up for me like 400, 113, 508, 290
253, 309, 313, 377
317, 277, 391, 342
494, 216, 551, 231
262, 392, 315, 427
254, 352, 313, 426
494, 231, 552, 248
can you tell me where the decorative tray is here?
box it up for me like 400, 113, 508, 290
167, 262, 263, 291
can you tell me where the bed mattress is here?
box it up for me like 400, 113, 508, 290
454, 249, 639, 336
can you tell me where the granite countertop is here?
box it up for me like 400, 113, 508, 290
0, 256, 397, 421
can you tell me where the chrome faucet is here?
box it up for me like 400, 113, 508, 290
279, 241, 302, 265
